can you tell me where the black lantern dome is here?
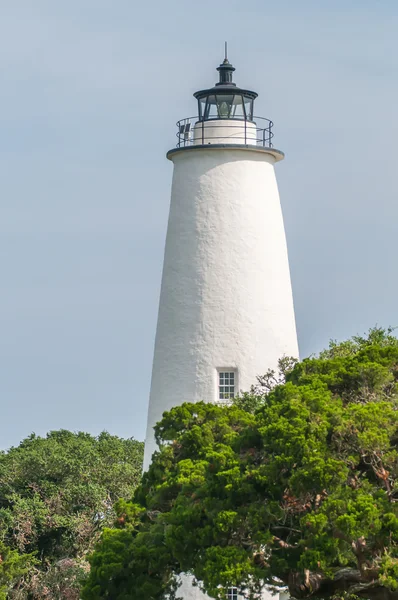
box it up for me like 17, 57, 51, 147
194, 57, 258, 122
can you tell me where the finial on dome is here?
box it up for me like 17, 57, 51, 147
216, 43, 236, 86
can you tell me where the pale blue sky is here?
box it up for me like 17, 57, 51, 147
1, 1, 397, 448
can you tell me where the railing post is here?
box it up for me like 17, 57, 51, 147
244, 119, 247, 144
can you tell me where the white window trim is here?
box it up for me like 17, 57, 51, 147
215, 368, 238, 403
227, 587, 239, 600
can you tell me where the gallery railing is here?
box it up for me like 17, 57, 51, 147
175, 116, 274, 148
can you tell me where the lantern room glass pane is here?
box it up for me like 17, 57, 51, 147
204, 95, 218, 119
216, 95, 233, 119
243, 97, 253, 121
231, 95, 245, 119
198, 97, 207, 120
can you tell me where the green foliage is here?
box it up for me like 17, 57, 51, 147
0, 430, 143, 598
318, 326, 398, 360
0, 540, 35, 600
83, 328, 398, 600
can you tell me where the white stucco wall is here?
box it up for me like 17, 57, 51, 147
193, 119, 257, 145
144, 146, 298, 470
177, 576, 278, 600
144, 145, 297, 600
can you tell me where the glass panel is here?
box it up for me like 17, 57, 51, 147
219, 371, 236, 401
198, 98, 207, 120
243, 97, 253, 121
204, 95, 218, 119
231, 95, 245, 119
216, 94, 233, 119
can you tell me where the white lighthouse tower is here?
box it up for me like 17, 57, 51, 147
143, 52, 298, 600
144, 54, 299, 475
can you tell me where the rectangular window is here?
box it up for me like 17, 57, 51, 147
218, 371, 236, 400
227, 588, 239, 600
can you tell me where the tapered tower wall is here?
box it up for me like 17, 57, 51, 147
144, 145, 298, 470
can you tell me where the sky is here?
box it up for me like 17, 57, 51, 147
1, 1, 398, 449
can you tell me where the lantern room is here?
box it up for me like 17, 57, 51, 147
194, 57, 258, 122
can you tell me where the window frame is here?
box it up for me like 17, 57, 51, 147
198, 94, 253, 122
216, 368, 238, 402
227, 588, 239, 600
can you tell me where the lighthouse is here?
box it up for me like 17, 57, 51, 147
143, 52, 298, 600
143, 54, 299, 474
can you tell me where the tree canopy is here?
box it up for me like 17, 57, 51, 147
0, 430, 143, 598
83, 328, 398, 600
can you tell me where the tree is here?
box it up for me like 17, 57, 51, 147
83, 329, 398, 600
0, 430, 143, 598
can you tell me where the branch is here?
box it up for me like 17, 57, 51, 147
273, 536, 298, 549
287, 567, 398, 600
271, 526, 302, 534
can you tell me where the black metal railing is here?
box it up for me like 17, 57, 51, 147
175, 116, 274, 149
